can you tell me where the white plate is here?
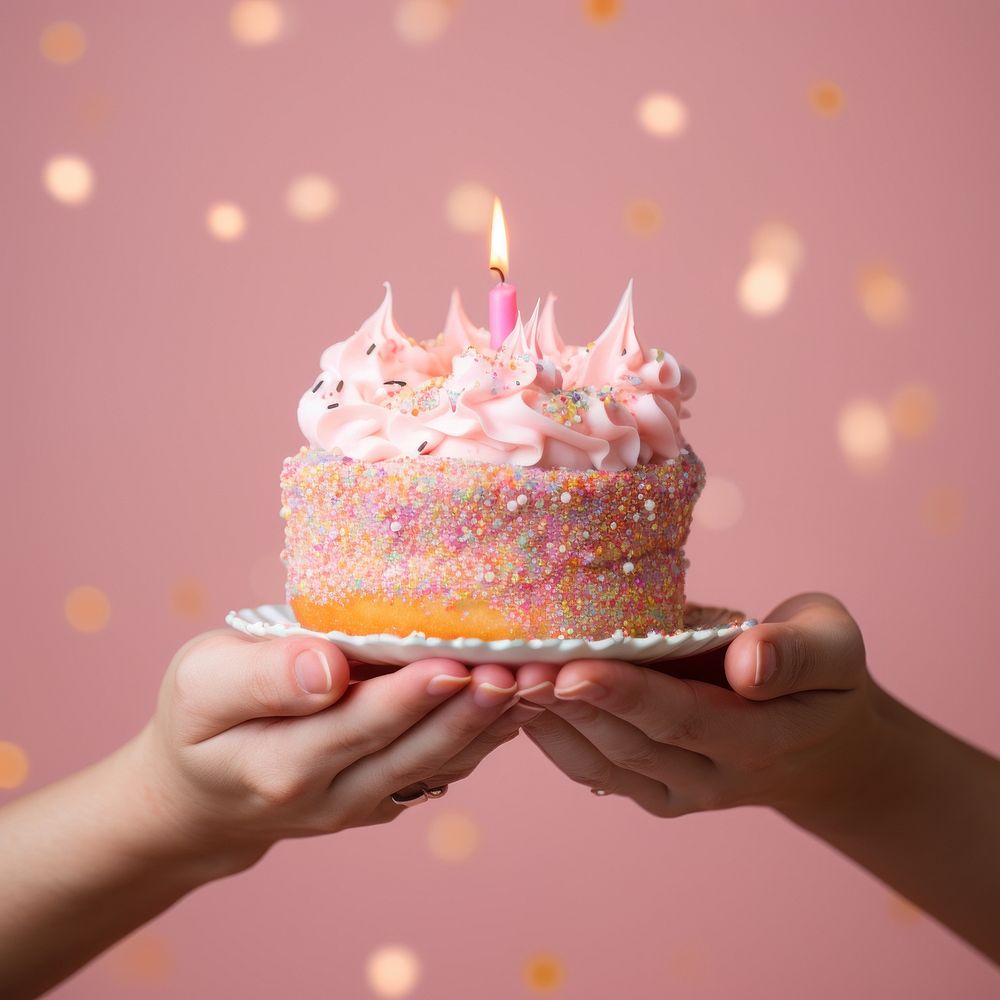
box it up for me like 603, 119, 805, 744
225, 604, 757, 667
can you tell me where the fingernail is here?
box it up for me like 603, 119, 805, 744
516, 681, 556, 704
754, 641, 777, 687
506, 702, 546, 724
554, 679, 608, 701
427, 673, 472, 696
295, 649, 332, 694
474, 682, 519, 708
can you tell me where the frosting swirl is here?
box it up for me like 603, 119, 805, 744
297, 281, 696, 471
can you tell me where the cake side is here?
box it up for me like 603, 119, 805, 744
281, 449, 705, 641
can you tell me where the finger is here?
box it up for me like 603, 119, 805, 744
550, 659, 748, 754
325, 663, 519, 816
542, 697, 716, 786
519, 711, 684, 818
169, 633, 352, 742
514, 662, 560, 704
724, 592, 866, 700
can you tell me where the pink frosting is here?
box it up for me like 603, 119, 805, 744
297, 281, 696, 471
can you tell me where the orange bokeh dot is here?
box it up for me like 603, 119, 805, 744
40, 21, 87, 65
170, 578, 209, 618
810, 80, 844, 117
888, 894, 923, 925
858, 264, 910, 327
65, 586, 111, 633
524, 953, 565, 992
427, 811, 480, 862
889, 383, 939, 439
624, 198, 662, 237
583, 0, 622, 23
923, 488, 964, 536
0, 742, 30, 790
106, 933, 171, 983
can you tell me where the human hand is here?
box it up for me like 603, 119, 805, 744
127, 632, 539, 877
514, 593, 883, 819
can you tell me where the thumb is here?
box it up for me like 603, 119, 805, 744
724, 592, 866, 701
168, 631, 351, 741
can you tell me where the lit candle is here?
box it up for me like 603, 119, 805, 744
488, 197, 517, 350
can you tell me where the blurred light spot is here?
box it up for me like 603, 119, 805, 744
366, 945, 421, 998
750, 222, 804, 274
738, 260, 789, 316
394, 0, 453, 45
206, 202, 247, 241
837, 399, 891, 472
106, 933, 171, 983
230, 1, 285, 46
0, 742, 29, 790
692, 477, 744, 531
250, 551, 285, 604
170, 578, 209, 619
43, 155, 94, 206
446, 181, 494, 234
810, 80, 844, 117
858, 264, 909, 327
40, 21, 86, 65
65, 586, 111, 633
889, 383, 939, 439
524, 953, 565, 992
636, 92, 688, 138
624, 198, 662, 237
583, 0, 622, 23
888, 894, 923, 925
669, 940, 709, 980
286, 174, 339, 222
427, 811, 480, 862
923, 488, 964, 536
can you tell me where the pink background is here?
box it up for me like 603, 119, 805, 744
4, 1, 999, 997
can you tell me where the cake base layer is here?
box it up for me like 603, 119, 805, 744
281, 450, 705, 641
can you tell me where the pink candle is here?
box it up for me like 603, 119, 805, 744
488, 197, 517, 350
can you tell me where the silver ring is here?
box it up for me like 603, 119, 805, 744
591, 788, 610, 796
390, 783, 449, 807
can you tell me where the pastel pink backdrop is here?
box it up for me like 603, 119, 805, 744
3, 2, 998, 997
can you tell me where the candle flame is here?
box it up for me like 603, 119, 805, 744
489, 197, 509, 280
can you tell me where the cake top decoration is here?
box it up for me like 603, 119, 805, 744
297, 282, 696, 472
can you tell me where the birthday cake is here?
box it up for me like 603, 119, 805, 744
280, 282, 704, 641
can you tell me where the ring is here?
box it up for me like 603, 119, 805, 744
390, 783, 449, 807
591, 788, 610, 796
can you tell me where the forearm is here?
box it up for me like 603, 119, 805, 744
0, 734, 232, 999
779, 687, 1000, 963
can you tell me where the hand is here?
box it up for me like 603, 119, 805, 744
514, 593, 881, 818
132, 631, 540, 875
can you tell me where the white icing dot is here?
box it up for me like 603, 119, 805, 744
623, 561, 635, 574
633, 513, 641, 521
583, 530, 590, 538
507, 500, 518, 512
610, 521, 617, 529
484, 570, 495, 582
560, 491, 571, 503
517, 493, 528, 506
390, 520, 402, 532
644, 499, 656, 511
558, 544, 566, 553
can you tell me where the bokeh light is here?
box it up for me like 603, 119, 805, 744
286, 174, 339, 222
837, 399, 892, 472
750, 221, 804, 274
394, 0, 453, 45
888, 894, 923, 925
65, 585, 111, 633
106, 933, 171, 983
583, 0, 622, 23
624, 198, 662, 237
923, 488, 964, 536
738, 260, 790, 316
43, 155, 95, 206
636, 92, 688, 138
0, 742, 30, 790
889, 383, 939, 439
40, 22, 87, 65
858, 264, 910, 327
524, 953, 565, 992
427, 811, 480, 862
206, 202, 247, 241
229, 1, 285, 46
366, 945, 421, 998
445, 181, 494, 234
692, 476, 744, 531
170, 578, 209, 619
810, 80, 844, 117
